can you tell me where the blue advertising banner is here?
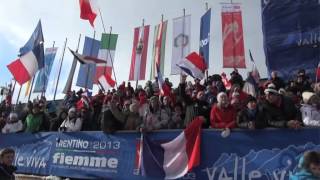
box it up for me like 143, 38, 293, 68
33, 47, 58, 93
76, 37, 100, 89
0, 129, 319, 179
199, 9, 211, 68
261, 0, 320, 80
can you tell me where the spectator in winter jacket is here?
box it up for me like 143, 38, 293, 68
290, 151, 320, 180
210, 92, 237, 129
142, 96, 170, 131
262, 84, 302, 129
2, 113, 23, 133
236, 96, 267, 129
59, 107, 82, 132
101, 93, 125, 133
168, 103, 185, 129
0, 148, 16, 180
270, 71, 285, 90
300, 92, 320, 127
50, 109, 67, 131
24, 103, 49, 133
124, 102, 141, 130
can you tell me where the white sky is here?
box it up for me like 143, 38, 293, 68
0, 0, 267, 102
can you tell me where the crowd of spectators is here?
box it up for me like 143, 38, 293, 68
0, 68, 319, 135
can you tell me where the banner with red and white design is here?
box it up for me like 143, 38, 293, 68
221, 3, 246, 68
129, 25, 150, 81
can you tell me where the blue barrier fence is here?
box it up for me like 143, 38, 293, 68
0, 129, 319, 179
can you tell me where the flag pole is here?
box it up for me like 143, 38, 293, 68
136, 19, 145, 90
53, 38, 68, 101
42, 41, 55, 97
15, 84, 22, 106
204, 3, 209, 82
11, 80, 17, 105
98, 8, 107, 33
85, 31, 96, 90
106, 26, 119, 88
64, 34, 81, 94
27, 76, 35, 101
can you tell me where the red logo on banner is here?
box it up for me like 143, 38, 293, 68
221, 4, 246, 68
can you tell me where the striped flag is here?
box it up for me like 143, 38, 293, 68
25, 80, 31, 97
98, 73, 115, 91
140, 117, 202, 179
33, 47, 58, 93
129, 25, 150, 81
76, 36, 100, 89
249, 50, 260, 83
7, 21, 44, 85
150, 21, 167, 79
177, 52, 207, 80
171, 15, 191, 75
95, 33, 118, 83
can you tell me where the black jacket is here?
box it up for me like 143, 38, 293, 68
0, 164, 16, 180
261, 96, 301, 128
236, 105, 268, 129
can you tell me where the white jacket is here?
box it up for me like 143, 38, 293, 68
60, 117, 83, 132
300, 104, 320, 127
2, 120, 23, 133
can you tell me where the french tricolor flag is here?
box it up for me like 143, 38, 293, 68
140, 117, 203, 179
7, 21, 44, 85
177, 52, 207, 80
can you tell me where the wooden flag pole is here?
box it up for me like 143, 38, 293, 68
85, 31, 96, 90
136, 19, 145, 90
53, 38, 68, 101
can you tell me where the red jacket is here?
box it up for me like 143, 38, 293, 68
210, 104, 237, 129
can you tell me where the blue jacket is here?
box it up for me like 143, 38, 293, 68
290, 157, 319, 180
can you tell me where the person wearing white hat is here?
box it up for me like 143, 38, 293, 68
59, 107, 82, 132
300, 92, 320, 127
262, 84, 302, 129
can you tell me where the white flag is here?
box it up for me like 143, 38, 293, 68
171, 15, 191, 75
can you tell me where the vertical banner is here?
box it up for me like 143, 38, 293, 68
76, 36, 100, 89
129, 25, 150, 81
95, 33, 118, 83
33, 47, 58, 93
62, 58, 77, 94
171, 15, 191, 75
150, 21, 167, 79
199, 9, 211, 68
261, 0, 320, 80
221, 3, 246, 68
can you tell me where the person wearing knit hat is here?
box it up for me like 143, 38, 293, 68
300, 92, 320, 127
262, 83, 302, 129
236, 95, 267, 129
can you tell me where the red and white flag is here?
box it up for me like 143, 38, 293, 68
129, 25, 150, 81
79, 0, 98, 27
221, 3, 246, 68
177, 52, 207, 80
98, 73, 115, 91
94, 64, 112, 84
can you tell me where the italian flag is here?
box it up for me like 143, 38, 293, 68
94, 33, 118, 83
